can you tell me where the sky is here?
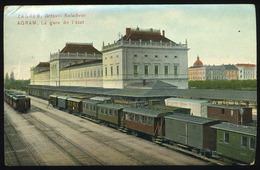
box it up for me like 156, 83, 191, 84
4, 5, 257, 80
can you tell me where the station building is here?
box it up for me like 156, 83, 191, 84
30, 27, 189, 89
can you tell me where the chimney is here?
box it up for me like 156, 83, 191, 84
162, 30, 165, 37
143, 79, 146, 86
126, 27, 131, 37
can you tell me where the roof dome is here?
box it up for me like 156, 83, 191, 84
193, 56, 203, 66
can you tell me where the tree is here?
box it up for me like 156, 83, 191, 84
10, 71, 15, 81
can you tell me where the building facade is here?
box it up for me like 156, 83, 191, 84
236, 64, 256, 80
102, 27, 189, 89
30, 27, 189, 89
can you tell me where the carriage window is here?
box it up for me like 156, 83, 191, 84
93, 106, 96, 111
100, 108, 103, 114
148, 117, 153, 125
141, 115, 147, 124
105, 109, 108, 114
134, 114, 139, 122
113, 110, 118, 117
249, 137, 256, 150
128, 113, 132, 120
224, 132, 229, 144
109, 109, 112, 115
241, 136, 247, 147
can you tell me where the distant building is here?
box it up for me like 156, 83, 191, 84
188, 56, 206, 81
222, 64, 238, 80
236, 64, 256, 80
102, 27, 189, 89
30, 27, 189, 89
205, 65, 225, 80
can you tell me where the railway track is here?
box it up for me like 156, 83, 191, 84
29, 104, 172, 165
20, 109, 105, 166
30, 96, 231, 165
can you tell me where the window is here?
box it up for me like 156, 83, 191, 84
91, 71, 93, 77
174, 56, 177, 58
222, 109, 225, 114
224, 132, 229, 144
148, 117, 153, 125
249, 137, 256, 149
134, 65, 138, 75
84, 72, 86, 77
94, 70, 96, 77
111, 66, 113, 76
155, 55, 158, 58
134, 54, 137, 57
155, 65, 159, 75
145, 55, 148, 57
164, 66, 168, 75
174, 65, 178, 75
105, 109, 108, 114
100, 108, 104, 114
117, 66, 119, 75
109, 109, 112, 115
105, 67, 107, 76
144, 65, 149, 75
113, 110, 117, 117
241, 136, 247, 147
165, 55, 168, 58
128, 113, 132, 120
87, 71, 89, 77
134, 114, 139, 122
141, 116, 147, 124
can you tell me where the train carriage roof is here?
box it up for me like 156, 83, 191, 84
123, 107, 170, 117
211, 122, 256, 136
57, 95, 69, 100
165, 113, 218, 125
97, 103, 124, 110
50, 94, 59, 98
67, 97, 82, 102
82, 99, 100, 104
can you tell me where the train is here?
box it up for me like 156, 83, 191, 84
4, 90, 31, 113
48, 94, 256, 164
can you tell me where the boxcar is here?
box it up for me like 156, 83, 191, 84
57, 95, 68, 110
12, 95, 31, 112
67, 97, 82, 113
164, 113, 219, 155
211, 122, 256, 164
207, 104, 253, 125
82, 99, 100, 118
49, 94, 59, 107
123, 107, 171, 137
97, 104, 124, 127
148, 104, 190, 114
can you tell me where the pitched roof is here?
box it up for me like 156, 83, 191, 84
36, 62, 50, 67
118, 27, 177, 44
61, 59, 102, 70
236, 64, 256, 68
222, 64, 238, 70
60, 43, 102, 54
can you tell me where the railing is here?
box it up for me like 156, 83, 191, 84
102, 40, 187, 51
50, 52, 102, 61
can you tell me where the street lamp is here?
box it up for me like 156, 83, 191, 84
239, 108, 244, 125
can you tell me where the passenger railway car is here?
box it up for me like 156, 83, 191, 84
211, 122, 256, 164
82, 99, 100, 118
49, 94, 59, 107
4, 91, 31, 112
123, 107, 171, 137
67, 97, 83, 113
97, 103, 124, 127
57, 95, 68, 110
164, 113, 219, 156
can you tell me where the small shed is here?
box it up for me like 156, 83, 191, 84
211, 122, 256, 164
207, 104, 252, 125
165, 98, 210, 117
123, 107, 171, 136
164, 113, 219, 151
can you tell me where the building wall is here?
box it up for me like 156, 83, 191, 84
237, 66, 256, 80
102, 42, 189, 89
34, 71, 50, 85
224, 70, 238, 80
188, 67, 206, 81
60, 63, 103, 87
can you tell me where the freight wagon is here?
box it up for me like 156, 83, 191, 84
165, 98, 210, 117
